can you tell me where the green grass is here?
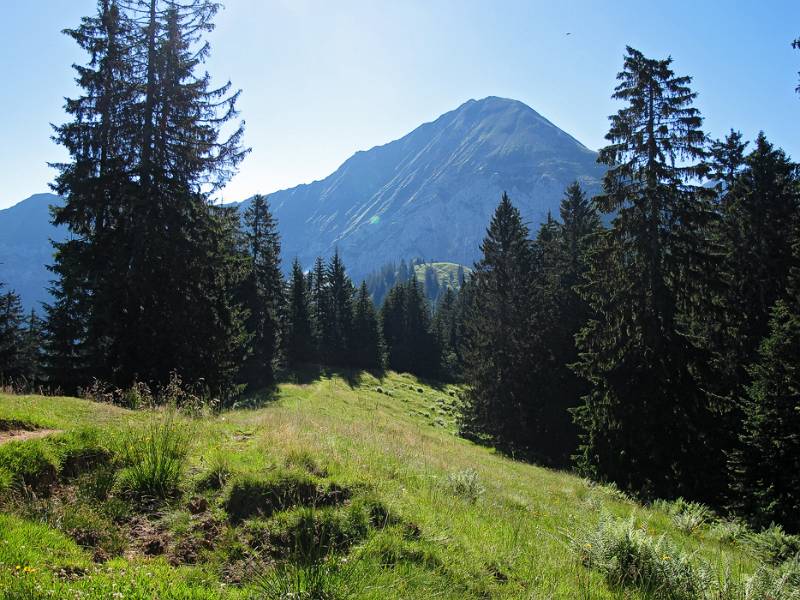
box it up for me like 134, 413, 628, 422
413, 261, 471, 290
0, 370, 785, 599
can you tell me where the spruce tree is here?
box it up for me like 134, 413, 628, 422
43, 269, 90, 395
432, 287, 460, 379
461, 192, 536, 448
728, 142, 800, 530
285, 258, 315, 367
404, 277, 440, 376
526, 183, 601, 466
718, 134, 800, 373
733, 293, 800, 532
573, 48, 721, 501
708, 130, 748, 190
794, 36, 799, 95
240, 195, 284, 387
423, 265, 440, 304
322, 251, 355, 366
381, 277, 439, 377
0, 284, 25, 383
51, 0, 249, 395
351, 282, 384, 371
310, 256, 328, 359
20, 310, 46, 385
380, 282, 408, 371
699, 136, 799, 457
50, 0, 139, 384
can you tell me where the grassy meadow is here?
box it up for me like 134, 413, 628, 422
0, 371, 797, 599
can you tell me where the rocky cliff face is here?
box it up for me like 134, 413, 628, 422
256, 96, 604, 277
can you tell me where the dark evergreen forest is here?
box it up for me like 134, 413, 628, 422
1, 2, 798, 535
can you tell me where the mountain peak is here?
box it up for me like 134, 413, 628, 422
0, 99, 604, 310
260, 97, 604, 277
453, 96, 546, 119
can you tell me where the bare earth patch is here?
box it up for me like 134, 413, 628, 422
0, 428, 60, 445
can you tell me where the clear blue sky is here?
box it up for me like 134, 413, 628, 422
1, 0, 798, 209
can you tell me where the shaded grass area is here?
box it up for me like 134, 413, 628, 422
0, 370, 787, 598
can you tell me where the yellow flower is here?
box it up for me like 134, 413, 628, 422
662, 554, 671, 561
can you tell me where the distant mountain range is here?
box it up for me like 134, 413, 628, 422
0, 193, 67, 312
0, 96, 604, 311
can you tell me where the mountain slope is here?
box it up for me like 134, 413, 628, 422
0, 193, 66, 311
259, 96, 604, 277
0, 97, 603, 309
0, 372, 763, 598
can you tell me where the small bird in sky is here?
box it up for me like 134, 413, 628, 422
566, 32, 572, 36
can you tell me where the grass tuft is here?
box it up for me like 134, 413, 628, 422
445, 468, 484, 503
118, 407, 190, 500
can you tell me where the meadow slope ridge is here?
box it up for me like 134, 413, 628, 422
0, 372, 787, 599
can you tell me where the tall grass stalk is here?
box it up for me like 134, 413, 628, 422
120, 407, 190, 500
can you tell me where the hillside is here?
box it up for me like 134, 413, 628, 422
413, 261, 471, 290
2, 372, 791, 599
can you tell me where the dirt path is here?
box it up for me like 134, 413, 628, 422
0, 429, 61, 445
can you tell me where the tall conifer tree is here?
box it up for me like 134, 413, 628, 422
241, 195, 284, 387
351, 282, 384, 371
573, 47, 721, 501
0, 284, 25, 382
50, 0, 249, 395
310, 256, 328, 359
285, 258, 315, 367
461, 193, 536, 448
381, 277, 439, 377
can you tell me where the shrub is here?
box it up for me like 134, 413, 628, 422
223, 470, 324, 523
159, 371, 218, 415
709, 518, 749, 545
671, 501, 712, 535
747, 524, 800, 565
0, 441, 58, 495
118, 408, 190, 500
590, 481, 632, 503
577, 516, 706, 600
446, 468, 484, 503
121, 381, 154, 409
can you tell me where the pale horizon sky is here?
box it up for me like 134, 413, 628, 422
1, 0, 798, 210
